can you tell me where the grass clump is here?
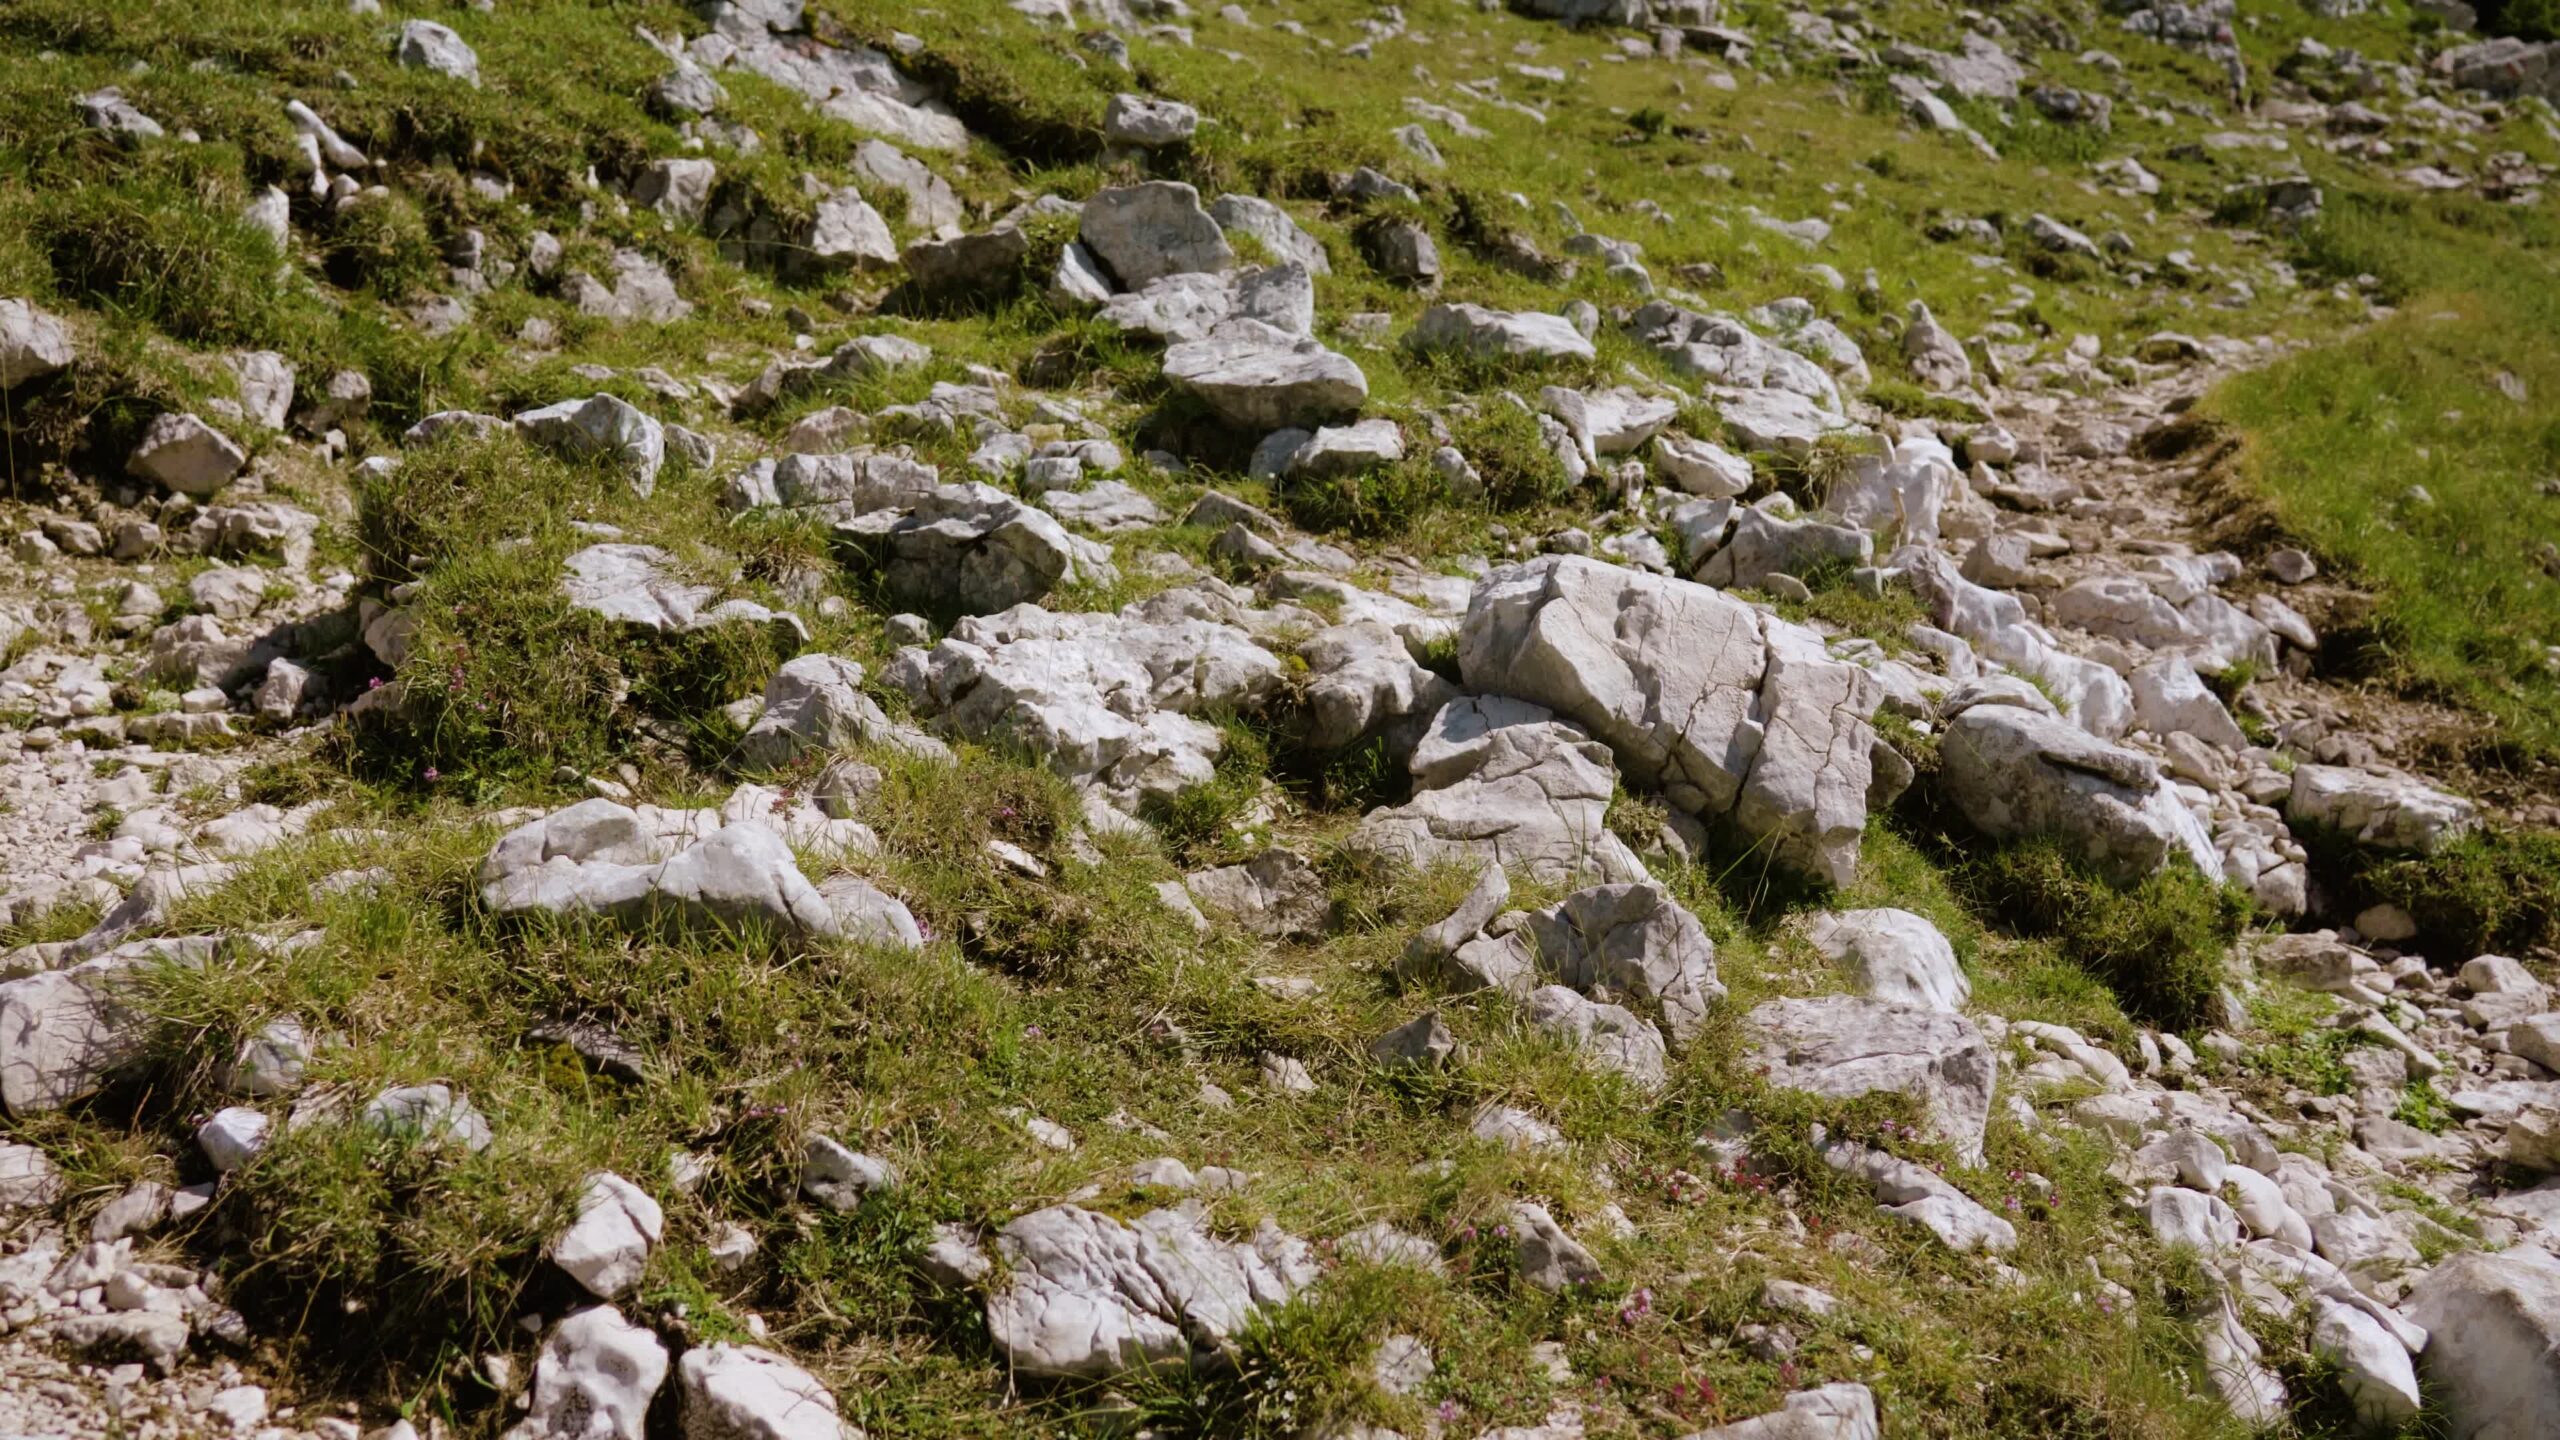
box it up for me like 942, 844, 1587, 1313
1454, 403, 1575, 512
1966, 840, 2254, 1030
2352, 827, 2560, 958
32, 171, 301, 348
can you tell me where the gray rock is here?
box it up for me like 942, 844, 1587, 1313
0, 941, 206, 1113
1460, 556, 1879, 885
902, 227, 1031, 294
508, 1305, 667, 1440
676, 1343, 854, 1440
0, 299, 75, 389
514, 395, 665, 496
983, 1203, 1315, 1377
738, 654, 949, 770
551, 1173, 663, 1300
2287, 764, 2477, 855
1184, 850, 1329, 939
1510, 1201, 1603, 1292
1104, 92, 1199, 148
1407, 302, 1593, 362
1369, 1011, 1456, 1070
1348, 697, 1646, 886
126, 413, 247, 497
478, 799, 849, 943
1515, 880, 1722, 1045
1525, 985, 1667, 1089
1936, 703, 2223, 884
1681, 1383, 1879, 1439
2404, 1245, 2560, 1439
359, 1083, 493, 1153
863, 484, 1116, 616
394, 20, 480, 84
1209, 194, 1330, 275
1079, 181, 1233, 289
1163, 320, 1368, 429
1749, 997, 1996, 1163
635, 157, 718, 225
803, 1134, 898, 1210
559, 544, 805, 647
1804, 908, 1967, 1012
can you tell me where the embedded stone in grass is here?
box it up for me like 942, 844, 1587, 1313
0, 299, 76, 389
559, 543, 808, 649
676, 1342, 854, 1440
1407, 301, 1594, 362
197, 1107, 270, 1172
1162, 319, 1368, 429
853, 483, 1118, 617
0, 939, 209, 1113
1680, 1382, 1880, 1438
358, 1083, 494, 1154
1103, 93, 1199, 148
1078, 180, 1232, 289
1510, 1201, 1604, 1292
1823, 1140, 2015, 1254
1803, 908, 1968, 1013
126, 413, 247, 498
514, 396, 666, 497
551, 1171, 664, 1300
1748, 997, 1996, 1164
1208, 193, 1330, 275
513, 1305, 667, 1440
982, 1203, 1317, 1378
0, 1142, 63, 1209
1524, 985, 1668, 1089
1183, 850, 1329, 939
2284, 763, 2478, 856
803, 1134, 897, 1211
394, 20, 480, 85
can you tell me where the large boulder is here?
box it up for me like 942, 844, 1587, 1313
1163, 320, 1368, 428
1208, 193, 1330, 274
1747, 996, 1995, 1163
2404, 1245, 2560, 1439
1625, 301, 1843, 409
1460, 556, 1879, 885
1348, 697, 1646, 886
1936, 703, 2222, 884
983, 1203, 1316, 1378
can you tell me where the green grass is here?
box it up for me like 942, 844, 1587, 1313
1962, 841, 2255, 1033
2205, 186, 2560, 760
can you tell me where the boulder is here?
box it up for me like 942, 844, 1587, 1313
1936, 703, 2223, 884
737, 655, 949, 770
506, 1306, 667, 1440
1510, 1201, 1604, 1292
1347, 697, 1646, 886
1460, 556, 1879, 885
1824, 1140, 2015, 1252
1626, 301, 1843, 409
1297, 621, 1458, 753
983, 1203, 1316, 1378
1078, 181, 1233, 288
902, 227, 1031, 295
1104, 92, 1199, 148
1804, 908, 1967, 1012
855, 484, 1116, 616
1163, 320, 1368, 429
126, 413, 247, 497
2404, 1245, 2560, 1440
1514, 880, 1722, 1044
1749, 997, 1995, 1163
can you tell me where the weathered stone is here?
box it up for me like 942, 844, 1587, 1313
126, 413, 247, 497
1804, 908, 1967, 1012
983, 1203, 1315, 1378
515, 395, 666, 496
1936, 703, 2222, 884
1163, 320, 1368, 429
2404, 1245, 2560, 1440
507, 1306, 667, 1440
1408, 302, 1594, 362
1079, 181, 1233, 289
677, 1343, 855, 1440
1348, 697, 1646, 886
1749, 997, 1995, 1163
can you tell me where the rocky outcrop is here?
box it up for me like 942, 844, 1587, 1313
1460, 556, 1880, 885
1748, 997, 1996, 1163
1349, 697, 1646, 885
982, 1203, 1316, 1378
